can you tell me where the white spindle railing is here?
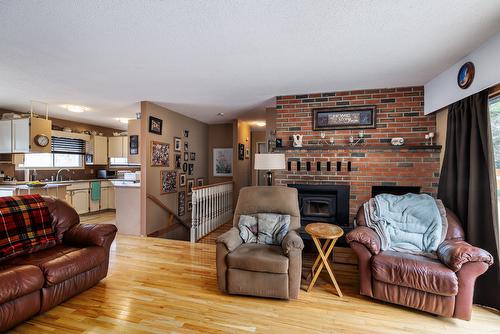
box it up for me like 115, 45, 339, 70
191, 181, 233, 242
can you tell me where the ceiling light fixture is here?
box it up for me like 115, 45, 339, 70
217, 112, 224, 116
61, 104, 89, 113
254, 121, 266, 127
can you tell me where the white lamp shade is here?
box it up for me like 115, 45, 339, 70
254, 153, 286, 170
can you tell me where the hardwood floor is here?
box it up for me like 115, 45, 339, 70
9, 215, 500, 333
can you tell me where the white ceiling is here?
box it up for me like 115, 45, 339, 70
1, 1, 500, 129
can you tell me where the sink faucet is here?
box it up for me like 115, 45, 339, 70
56, 169, 70, 181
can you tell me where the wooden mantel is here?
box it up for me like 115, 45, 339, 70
274, 145, 442, 152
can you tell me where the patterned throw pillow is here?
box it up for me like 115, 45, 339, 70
257, 213, 290, 245
238, 215, 258, 243
0, 194, 57, 261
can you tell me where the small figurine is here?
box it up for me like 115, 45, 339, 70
293, 134, 303, 148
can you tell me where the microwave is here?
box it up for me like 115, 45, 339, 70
97, 170, 117, 179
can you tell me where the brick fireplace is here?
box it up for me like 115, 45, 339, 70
273, 86, 441, 226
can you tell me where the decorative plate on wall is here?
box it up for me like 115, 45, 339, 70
457, 62, 475, 89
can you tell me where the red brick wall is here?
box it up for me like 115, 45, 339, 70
274, 86, 441, 223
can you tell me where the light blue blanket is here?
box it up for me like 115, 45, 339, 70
364, 193, 447, 255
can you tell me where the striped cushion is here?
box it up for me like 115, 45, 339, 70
0, 194, 57, 261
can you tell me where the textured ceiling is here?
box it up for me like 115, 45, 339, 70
1, 0, 500, 129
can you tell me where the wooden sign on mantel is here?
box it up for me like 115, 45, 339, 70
313, 105, 376, 130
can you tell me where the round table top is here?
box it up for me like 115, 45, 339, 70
305, 223, 344, 239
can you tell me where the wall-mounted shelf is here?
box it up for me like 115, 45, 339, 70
274, 145, 442, 152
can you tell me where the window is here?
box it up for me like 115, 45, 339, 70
488, 92, 500, 226
18, 136, 85, 169
19, 153, 83, 169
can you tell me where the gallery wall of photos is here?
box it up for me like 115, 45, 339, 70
149, 126, 204, 217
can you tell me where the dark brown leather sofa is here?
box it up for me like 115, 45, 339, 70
346, 205, 493, 320
0, 197, 117, 332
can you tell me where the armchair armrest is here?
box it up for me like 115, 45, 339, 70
346, 226, 381, 255
63, 223, 118, 248
216, 227, 242, 252
282, 230, 304, 255
437, 240, 493, 272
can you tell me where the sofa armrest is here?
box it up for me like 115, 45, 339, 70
63, 223, 118, 249
216, 227, 242, 252
282, 230, 304, 255
437, 240, 494, 272
346, 226, 381, 255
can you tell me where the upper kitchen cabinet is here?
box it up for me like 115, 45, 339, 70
86, 135, 108, 165
0, 117, 52, 154
108, 136, 128, 158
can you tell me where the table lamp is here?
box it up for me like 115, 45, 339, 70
254, 153, 286, 186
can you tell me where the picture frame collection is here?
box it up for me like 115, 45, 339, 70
149, 123, 204, 216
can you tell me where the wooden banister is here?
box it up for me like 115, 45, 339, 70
146, 193, 188, 228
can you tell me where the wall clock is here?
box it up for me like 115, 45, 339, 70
34, 134, 50, 147
457, 62, 475, 89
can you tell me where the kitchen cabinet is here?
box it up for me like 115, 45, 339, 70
108, 136, 128, 158
99, 181, 116, 210
72, 189, 90, 214
0, 117, 51, 154
86, 135, 108, 165
0, 121, 12, 153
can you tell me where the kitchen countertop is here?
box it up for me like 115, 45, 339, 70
0, 178, 138, 189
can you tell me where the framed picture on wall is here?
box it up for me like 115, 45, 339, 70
184, 129, 189, 138
213, 148, 232, 177
178, 191, 186, 216
149, 116, 162, 135
188, 163, 194, 175
190, 152, 196, 161
174, 137, 182, 152
184, 141, 189, 151
238, 143, 244, 160
313, 105, 376, 130
187, 179, 195, 195
175, 154, 182, 169
187, 200, 192, 212
184, 152, 189, 161
151, 141, 169, 167
179, 173, 186, 187
130, 135, 139, 155
160, 170, 177, 194
183, 162, 188, 172
196, 178, 204, 187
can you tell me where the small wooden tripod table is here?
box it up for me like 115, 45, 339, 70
305, 223, 344, 297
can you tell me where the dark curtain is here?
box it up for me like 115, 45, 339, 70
438, 89, 500, 310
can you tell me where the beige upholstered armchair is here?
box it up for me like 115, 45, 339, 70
216, 186, 304, 299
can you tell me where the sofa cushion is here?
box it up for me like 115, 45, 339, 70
227, 243, 288, 274
6, 244, 107, 287
0, 194, 57, 262
0, 265, 44, 304
372, 251, 458, 296
256, 213, 290, 245
238, 215, 258, 243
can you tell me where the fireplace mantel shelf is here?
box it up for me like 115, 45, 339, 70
274, 144, 442, 152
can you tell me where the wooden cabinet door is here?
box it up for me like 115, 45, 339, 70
122, 136, 128, 158
108, 137, 123, 158
12, 118, 30, 153
72, 189, 89, 214
100, 187, 109, 210
93, 136, 108, 165
0, 120, 12, 153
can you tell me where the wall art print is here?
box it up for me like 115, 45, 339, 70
151, 141, 169, 167
160, 170, 177, 194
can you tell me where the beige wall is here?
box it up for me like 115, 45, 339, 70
140, 102, 208, 235
232, 120, 251, 204
435, 107, 448, 168
207, 123, 233, 184
251, 131, 266, 186
265, 107, 276, 150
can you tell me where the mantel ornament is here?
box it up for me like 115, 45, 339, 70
293, 134, 303, 148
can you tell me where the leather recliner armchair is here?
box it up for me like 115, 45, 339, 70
346, 205, 493, 320
216, 186, 304, 299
